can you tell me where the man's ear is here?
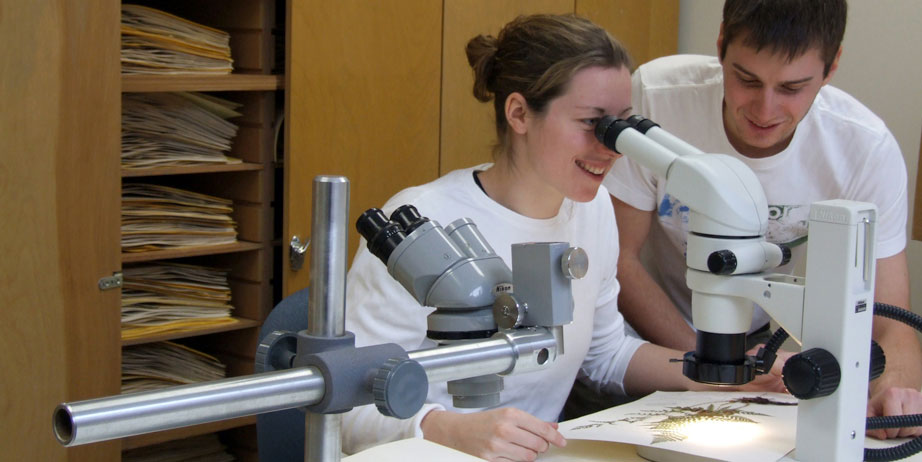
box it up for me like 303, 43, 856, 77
716, 22, 725, 64
822, 47, 842, 84
505, 92, 529, 135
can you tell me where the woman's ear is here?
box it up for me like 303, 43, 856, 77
505, 92, 529, 135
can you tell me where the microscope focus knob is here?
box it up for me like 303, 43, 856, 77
561, 247, 589, 279
707, 250, 737, 275
373, 358, 429, 419
782, 348, 841, 399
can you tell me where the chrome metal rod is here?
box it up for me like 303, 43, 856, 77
411, 338, 514, 383
308, 175, 349, 338
53, 368, 324, 447
410, 328, 557, 383
307, 176, 349, 462
52, 329, 557, 449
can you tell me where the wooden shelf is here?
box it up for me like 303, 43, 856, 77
122, 416, 256, 450
122, 317, 260, 346
122, 241, 264, 263
122, 74, 283, 93
122, 162, 264, 178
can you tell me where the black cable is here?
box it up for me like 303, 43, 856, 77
867, 414, 922, 430
874, 302, 922, 332
764, 326, 789, 354
865, 437, 922, 461
863, 302, 922, 461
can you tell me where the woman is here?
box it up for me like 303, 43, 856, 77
342, 14, 782, 461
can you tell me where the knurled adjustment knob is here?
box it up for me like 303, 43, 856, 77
373, 358, 429, 419
255, 330, 297, 373
707, 250, 738, 275
869, 340, 886, 382
782, 348, 841, 399
561, 247, 589, 280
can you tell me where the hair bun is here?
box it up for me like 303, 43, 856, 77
465, 34, 498, 102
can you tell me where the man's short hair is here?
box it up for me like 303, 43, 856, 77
721, 0, 847, 76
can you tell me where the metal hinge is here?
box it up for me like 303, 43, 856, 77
98, 272, 123, 291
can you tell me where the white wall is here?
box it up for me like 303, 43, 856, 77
678, 0, 922, 315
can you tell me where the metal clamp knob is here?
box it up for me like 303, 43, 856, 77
493, 292, 527, 329
373, 358, 428, 419
561, 247, 588, 279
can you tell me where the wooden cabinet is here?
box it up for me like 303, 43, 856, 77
2, 1, 280, 460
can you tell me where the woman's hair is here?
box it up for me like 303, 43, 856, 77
466, 14, 631, 158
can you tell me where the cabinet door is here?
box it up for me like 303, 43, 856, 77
440, 0, 572, 174
285, 0, 443, 295
0, 1, 122, 461
577, 0, 679, 67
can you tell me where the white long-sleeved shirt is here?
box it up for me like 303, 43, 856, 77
342, 165, 645, 454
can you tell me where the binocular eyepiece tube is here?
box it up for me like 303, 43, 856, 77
356, 204, 430, 263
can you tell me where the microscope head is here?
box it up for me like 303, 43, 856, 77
357, 205, 582, 405
595, 115, 792, 385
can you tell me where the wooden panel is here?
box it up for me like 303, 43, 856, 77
122, 74, 283, 92
285, 0, 443, 296
122, 163, 264, 178
914, 129, 922, 241
440, 0, 573, 175
121, 241, 264, 263
576, 0, 679, 67
0, 1, 122, 461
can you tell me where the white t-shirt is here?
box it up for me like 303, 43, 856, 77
604, 54, 907, 334
342, 165, 645, 454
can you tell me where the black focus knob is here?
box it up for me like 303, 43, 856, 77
869, 340, 886, 382
783, 348, 841, 399
707, 250, 738, 275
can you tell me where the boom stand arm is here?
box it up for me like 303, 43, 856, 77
52, 176, 568, 462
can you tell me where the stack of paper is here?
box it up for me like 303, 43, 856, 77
121, 183, 237, 253
121, 262, 237, 340
121, 4, 233, 75
122, 341, 227, 393
122, 92, 242, 169
122, 433, 235, 462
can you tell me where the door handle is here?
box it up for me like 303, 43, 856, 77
289, 235, 310, 271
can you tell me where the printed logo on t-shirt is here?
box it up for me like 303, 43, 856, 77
657, 194, 809, 250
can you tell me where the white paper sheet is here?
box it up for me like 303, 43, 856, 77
559, 391, 798, 462
342, 438, 486, 462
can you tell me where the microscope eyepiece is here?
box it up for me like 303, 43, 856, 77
594, 116, 632, 153
356, 208, 406, 263
624, 115, 660, 134
390, 204, 429, 236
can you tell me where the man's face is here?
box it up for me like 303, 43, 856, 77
719, 35, 838, 158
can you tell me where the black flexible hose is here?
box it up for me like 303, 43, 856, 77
874, 302, 922, 332
864, 302, 922, 461
763, 326, 789, 355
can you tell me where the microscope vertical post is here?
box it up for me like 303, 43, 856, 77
796, 200, 876, 461
306, 176, 350, 462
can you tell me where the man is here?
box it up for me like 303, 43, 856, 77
603, 0, 922, 438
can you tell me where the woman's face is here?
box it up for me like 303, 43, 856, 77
521, 65, 632, 204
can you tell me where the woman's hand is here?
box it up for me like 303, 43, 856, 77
420, 408, 566, 461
